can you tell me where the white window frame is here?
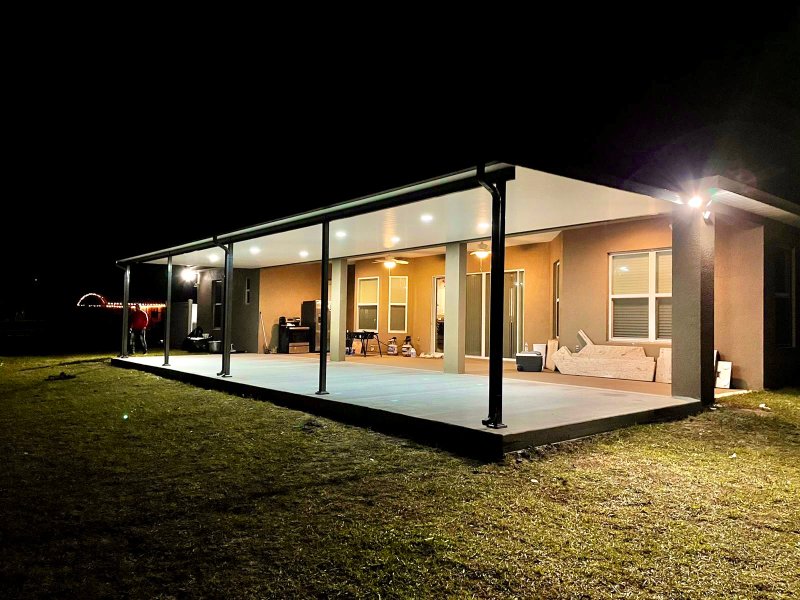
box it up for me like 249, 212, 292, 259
244, 277, 251, 305
356, 276, 379, 332
608, 249, 672, 343
388, 275, 408, 333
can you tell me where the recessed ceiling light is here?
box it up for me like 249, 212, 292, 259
335, 230, 347, 239
208, 254, 219, 263
420, 214, 433, 223
390, 236, 401, 244
249, 246, 261, 255
477, 222, 490, 232
299, 250, 309, 258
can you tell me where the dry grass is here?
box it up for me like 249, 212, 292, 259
1, 354, 798, 599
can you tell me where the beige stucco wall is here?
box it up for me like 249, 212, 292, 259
714, 216, 764, 389
560, 217, 673, 357
351, 242, 556, 353
258, 263, 322, 352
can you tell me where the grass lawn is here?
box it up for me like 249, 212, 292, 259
1, 355, 798, 599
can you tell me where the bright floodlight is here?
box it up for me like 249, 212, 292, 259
250, 246, 261, 255
181, 268, 196, 282
688, 195, 703, 208
335, 231, 347, 239
299, 250, 309, 258
420, 214, 433, 223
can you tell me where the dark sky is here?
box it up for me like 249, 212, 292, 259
6, 15, 799, 316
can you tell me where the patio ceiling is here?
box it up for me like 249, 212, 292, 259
152, 166, 676, 269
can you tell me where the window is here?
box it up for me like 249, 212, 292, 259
775, 247, 797, 348
212, 279, 223, 329
245, 277, 251, 305
552, 260, 560, 338
357, 277, 379, 331
388, 276, 408, 333
609, 250, 672, 341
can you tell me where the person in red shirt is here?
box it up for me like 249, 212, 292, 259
129, 304, 149, 354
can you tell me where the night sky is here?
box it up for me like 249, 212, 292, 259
5, 16, 799, 321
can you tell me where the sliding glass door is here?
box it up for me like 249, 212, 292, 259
464, 270, 524, 358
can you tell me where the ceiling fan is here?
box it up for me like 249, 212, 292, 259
373, 256, 409, 269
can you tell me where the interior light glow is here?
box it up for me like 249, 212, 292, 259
688, 195, 703, 208
619, 266, 630, 272
299, 250, 309, 258
181, 268, 197, 282
420, 214, 433, 223
335, 230, 347, 239
384, 260, 397, 269
249, 246, 261, 255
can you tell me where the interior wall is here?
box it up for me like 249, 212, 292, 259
714, 216, 764, 389
560, 217, 672, 357
258, 263, 322, 352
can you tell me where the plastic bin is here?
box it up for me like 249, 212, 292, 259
516, 351, 543, 372
207, 340, 221, 353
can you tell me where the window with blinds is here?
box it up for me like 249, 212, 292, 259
388, 276, 408, 333
357, 277, 379, 331
610, 250, 672, 341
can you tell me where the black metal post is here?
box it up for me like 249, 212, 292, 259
120, 264, 130, 358
317, 222, 330, 395
218, 243, 234, 377
483, 179, 507, 428
163, 256, 172, 366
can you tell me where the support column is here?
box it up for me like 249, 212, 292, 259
330, 257, 348, 362
218, 243, 234, 377
163, 256, 172, 366
317, 222, 330, 394
484, 179, 507, 428
119, 264, 130, 358
444, 242, 467, 374
672, 207, 715, 404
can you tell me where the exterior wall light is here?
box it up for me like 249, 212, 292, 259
688, 195, 703, 208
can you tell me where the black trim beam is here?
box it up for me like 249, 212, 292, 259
163, 256, 172, 366
218, 243, 234, 377
317, 221, 330, 395
216, 167, 515, 246
481, 167, 508, 429
119, 264, 130, 358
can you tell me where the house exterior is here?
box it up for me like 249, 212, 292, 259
117, 164, 800, 432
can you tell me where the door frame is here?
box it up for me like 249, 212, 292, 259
431, 269, 525, 358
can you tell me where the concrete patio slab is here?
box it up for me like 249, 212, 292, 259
112, 354, 702, 459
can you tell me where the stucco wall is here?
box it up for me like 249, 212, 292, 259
560, 217, 672, 357
197, 268, 224, 336
258, 263, 322, 352
351, 242, 556, 353
197, 268, 260, 353
714, 216, 764, 389
763, 220, 800, 388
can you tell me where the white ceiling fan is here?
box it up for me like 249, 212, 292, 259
373, 256, 409, 269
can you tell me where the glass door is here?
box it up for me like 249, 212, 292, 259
463, 270, 524, 358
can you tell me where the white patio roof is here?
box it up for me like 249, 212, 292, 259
129, 166, 799, 269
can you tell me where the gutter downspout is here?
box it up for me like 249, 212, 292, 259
477, 163, 507, 429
